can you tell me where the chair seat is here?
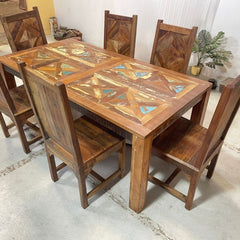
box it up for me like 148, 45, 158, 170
152, 117, 207, 168
9, 85, 31, 113
150, 77, 240, 210
75, 116, 123, 163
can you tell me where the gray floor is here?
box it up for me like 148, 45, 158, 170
0, 41, 240, 240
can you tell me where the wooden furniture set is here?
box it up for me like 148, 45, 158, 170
0, 8, 238, 212
0, 38, 212, 211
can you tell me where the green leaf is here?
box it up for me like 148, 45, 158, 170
192, 29, 232, 69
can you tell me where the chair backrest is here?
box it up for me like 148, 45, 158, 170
1, 6, 47, 52
150, 20, 197, 74
196, 76, 240, 168
0, 73, 17, 114
104, 10, 137, 58
18, 62, 82, 161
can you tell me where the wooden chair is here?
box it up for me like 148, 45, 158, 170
104, 10, 137, 58
18, 62, 126, 208
150, 20, 197, 74
0, 6, 47, 52
149, 76, 240, 210
0, 69, 42, 153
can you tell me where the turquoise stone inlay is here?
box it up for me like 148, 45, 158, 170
114, 64, 126, 69
117, 72, 125, 77
173, 85, 184, 93
61, 63, 75, 75
140, 106, 157, 114
62, 71, 73, 75
61, 63, 72, 68
103, 89, 113, 93
135, 72, 148, 78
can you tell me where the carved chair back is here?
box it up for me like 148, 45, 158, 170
18, 62, 81, 160
150, 20, 197, 73
0, 72, 16, 115
104, 10, 137, 58
196, 76, 240, 168
0, 67, 41, 153
1, 6, 47, 52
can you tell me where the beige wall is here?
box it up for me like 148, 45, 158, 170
26, 0, 55, 35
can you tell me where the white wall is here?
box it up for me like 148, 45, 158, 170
211, 0, 240, 79
53, 0, 238, 79
53, 0, 211, 63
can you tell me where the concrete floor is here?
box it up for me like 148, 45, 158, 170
0, 42, 240, 240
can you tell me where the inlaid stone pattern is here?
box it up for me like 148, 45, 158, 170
9, 41, 119, 81
10, 49, 60, 67
10, 49, 83, 81
12, 47, 109, 83
35, 60, 83, 81
47, 43, 117, 67
68, 61, 197, 124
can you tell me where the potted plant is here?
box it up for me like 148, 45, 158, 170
191, 30, 232, 76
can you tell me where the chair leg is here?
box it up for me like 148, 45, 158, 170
185, 173, 199, 210
0, 112, 10, 137
14, 120, 30, 154
207, 153, 219, 179
119, 140, 126, 178
46, 152, 58, 182
77, 174, 88, 209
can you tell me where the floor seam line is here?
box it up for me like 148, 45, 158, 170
223, 143, 240, 153
0, 148, 45, 178
106, 189, 175, 240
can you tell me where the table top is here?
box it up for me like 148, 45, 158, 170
0, 38, 212, 138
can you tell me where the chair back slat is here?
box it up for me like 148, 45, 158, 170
0, 73, 17, 114
19, 63, 80, 157
150, 20, 197, 74
1, 7, 47, 52
104, 10, 137, 58
196, 76, 240, 168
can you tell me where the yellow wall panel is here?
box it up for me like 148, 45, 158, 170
26, 0, 55, 35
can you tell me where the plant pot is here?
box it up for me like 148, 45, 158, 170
190, 65, 203, 76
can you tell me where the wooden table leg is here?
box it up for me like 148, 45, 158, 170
191, 88, 211, 125
0, 63, 16, 89
129, 134, 153, 213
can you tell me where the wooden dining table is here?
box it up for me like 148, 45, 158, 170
0, 38, 212, 213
